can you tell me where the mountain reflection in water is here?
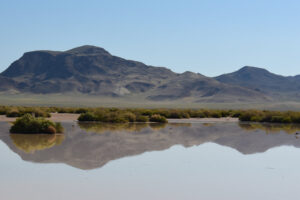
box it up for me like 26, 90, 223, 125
0, 121, 300, 170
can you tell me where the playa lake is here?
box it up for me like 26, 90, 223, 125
1, 120, 300, 200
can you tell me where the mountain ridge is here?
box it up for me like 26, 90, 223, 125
215, 65, 300, 100
0, 45, 298, 103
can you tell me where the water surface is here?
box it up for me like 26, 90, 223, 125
1, 121, 300, 200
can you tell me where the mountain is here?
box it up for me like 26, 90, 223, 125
0, 45, 268, 103
0, 75, 16, 91
1, 45, 175, 95
215, 66, 300, 100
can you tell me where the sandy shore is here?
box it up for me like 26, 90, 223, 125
0, 113, 80, 122
0, 113, 238, 123
49, 113, 80, 122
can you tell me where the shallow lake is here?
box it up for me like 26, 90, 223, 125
1, 121, 300, 200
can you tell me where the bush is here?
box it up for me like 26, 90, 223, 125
75, 108, 89, 114
167, 110, 190, 119
5, 107, 51, 118
189, 110, 205, 118
10, 114, 64, 134
5, 106, 300, 124
136, 115, 149, 122
29, 108, 51, 118
210, 111, 222, 118
46, 126, 56, 134
106, 112, 130, 123
238, 110, 300, 124
239, 111, 258, 122
78, 110, 168, 123
149, 114, 168, 123
6, 108, 21, 117
121, 112, 136, 122
0, 106, 8, 115
78, 112, 98, 121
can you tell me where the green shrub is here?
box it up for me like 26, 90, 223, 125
150, 114, 168, 123
75, 108, 89, 114
0, 106, 8, 115
231, 111, 242, 118
250, 116, 262, 122
136, 115, 149, 122
78, 112, 98, 121
121, 112, 136, 122
238, 110, 300, 124
5, 107, 51, 118
167, 110, 190, 118
210, 111, 222, 118
46, 126, 57, 134
189, 110, 205, 118
10, 114, 64, 134
106, 112, 130, 123
238, 112, 253, 122
31, 108, 51, 118
6, 109, 21, 117
5, 106, 300, 125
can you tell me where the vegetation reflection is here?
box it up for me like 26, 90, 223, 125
10, 134, 65, 153
78, 122, 175, 133
239, 123, 300, 134
78, 122, 149, 133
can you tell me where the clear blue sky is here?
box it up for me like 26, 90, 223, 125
1, 0, 300, 77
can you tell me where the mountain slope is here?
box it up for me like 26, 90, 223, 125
1, 45, 175, 95
215, 66, 300, 100
0, 46, 268, 102
0, 75, 16, 91
147, 71, 267, 102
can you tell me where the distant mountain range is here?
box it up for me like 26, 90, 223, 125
1, 45, 299, 103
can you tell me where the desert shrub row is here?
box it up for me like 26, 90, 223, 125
3, 105, 300, 124
238, 110, 300, 123
0, 106, 241, 119
0, 106, 51, 118
78, 111, 167, 123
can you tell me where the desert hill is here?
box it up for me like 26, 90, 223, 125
1, 45, 299, 103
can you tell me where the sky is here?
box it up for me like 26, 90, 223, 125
1, 0, 300, 77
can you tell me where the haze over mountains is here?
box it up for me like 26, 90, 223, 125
0, 45, 299, 103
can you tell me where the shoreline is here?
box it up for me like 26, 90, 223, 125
0, 113, 238, 123
0, 113, 80, 122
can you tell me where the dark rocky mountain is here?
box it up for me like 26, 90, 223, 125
0, 75, 16, 91
1, 45, 175, 96
1, 45, 297, 102
215, 66, 300, 100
